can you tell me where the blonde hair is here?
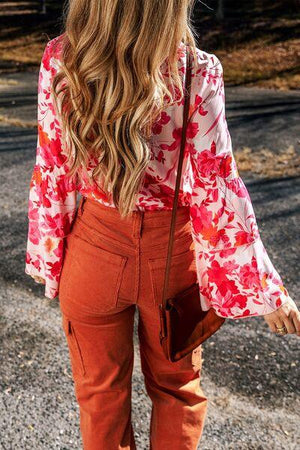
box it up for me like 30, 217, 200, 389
52, 0, 198, 218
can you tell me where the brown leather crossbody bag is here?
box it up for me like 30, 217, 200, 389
158, 47, 226, 363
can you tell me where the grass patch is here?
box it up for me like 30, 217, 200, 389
0, 114, 36, 128
235, 145, 300, 177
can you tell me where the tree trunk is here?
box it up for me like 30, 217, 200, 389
216, 0, 224, 21
41, 0, 47, 14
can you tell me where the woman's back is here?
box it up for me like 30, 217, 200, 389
37, 35, 222, 210
26, 34, 291, 323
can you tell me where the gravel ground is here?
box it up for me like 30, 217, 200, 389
0, 72, 299, 449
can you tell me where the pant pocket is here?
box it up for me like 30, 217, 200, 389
62, 314, 86, 378
59, 233, 128, 315
148, 244, 197, 307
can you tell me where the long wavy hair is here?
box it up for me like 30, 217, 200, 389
52, 0, 198, 218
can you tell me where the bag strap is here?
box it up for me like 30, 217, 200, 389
160, 46, 192, 310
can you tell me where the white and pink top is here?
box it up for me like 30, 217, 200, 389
25, 35, 291, 319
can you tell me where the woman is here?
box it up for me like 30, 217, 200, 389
25, 0, 299, 448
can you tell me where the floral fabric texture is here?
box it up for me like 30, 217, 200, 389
25, 36, 291, 319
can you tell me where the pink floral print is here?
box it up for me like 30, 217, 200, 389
25, 36, 291, 318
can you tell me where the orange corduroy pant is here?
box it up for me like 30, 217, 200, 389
58, 195, 208, 450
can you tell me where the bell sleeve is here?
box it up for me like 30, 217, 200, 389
187, 53, 292, 319
25, 40, 78, 299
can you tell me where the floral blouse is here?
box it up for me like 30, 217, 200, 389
25, 35, 292, 319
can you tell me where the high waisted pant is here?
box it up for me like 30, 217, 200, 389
58, 195, 208, 450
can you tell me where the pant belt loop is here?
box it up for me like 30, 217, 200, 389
139, 210, 144, 238
132, 210, 143, 239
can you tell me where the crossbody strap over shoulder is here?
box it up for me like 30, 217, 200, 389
160, 46, 193, 309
